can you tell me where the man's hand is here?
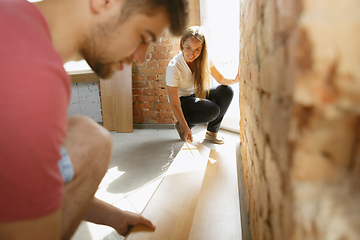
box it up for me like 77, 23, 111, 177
85, 198, 156, 237
110, 210, 156, 236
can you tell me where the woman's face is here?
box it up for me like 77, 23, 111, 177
182, 37, 203, 63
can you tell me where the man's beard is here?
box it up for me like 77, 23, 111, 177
87, 59, 115, 79
80, 38, 116, 79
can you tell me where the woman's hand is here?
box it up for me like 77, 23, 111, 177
181, 125, 193, 142
228, 72, 240, 84
211, 65, 240, 85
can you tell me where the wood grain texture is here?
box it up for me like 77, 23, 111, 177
100, 66, 133, 132
100, 77, 117, 131
188, 148, 242, 240
125, 141, 210, 240
115, 66, 133, 133
70, 71, 99, 83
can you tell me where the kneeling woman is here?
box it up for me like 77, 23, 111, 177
166, 26, 239, 144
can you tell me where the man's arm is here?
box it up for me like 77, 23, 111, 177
0, 209, 61, 240
85, 198, 156, 236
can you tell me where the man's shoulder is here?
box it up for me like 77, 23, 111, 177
0, 0, 66, 82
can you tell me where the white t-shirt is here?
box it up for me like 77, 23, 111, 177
166, 52, 195, 97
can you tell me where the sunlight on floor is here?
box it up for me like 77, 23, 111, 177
71, 126, 239, 240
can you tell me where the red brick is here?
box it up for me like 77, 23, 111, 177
133, 110, 141, 117
146, 110, 158, 117
157, 117, 174, 124
133, 88, 143, 95
139, 67, 163, 75
146, 60, 159, 67
155, 102, 172, 110
144, 88, 155, 95
156, 88, 167, 96
159, 110, 172, 117
152, 53, 168, 60
133, 102, 143, 110
159, 96, 169, 103
133, 74, 146, 81
159, 60, 170, 66
136, 95, 158, 103
158, 74, 166, 81
150, 81, 166, 88
146, 74, 158, 81
133, 82, 149, 88
133, 116, 146, 124
143, 102, 154, 110
154, 45, 167, 53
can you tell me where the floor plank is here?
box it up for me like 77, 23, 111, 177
125, 141, 211, 240
188, 146, 241, 240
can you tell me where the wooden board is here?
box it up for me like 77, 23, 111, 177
125, 141, 210, 240
100, 76, 117, 131
70, 71, 99, 83
67, 66, 132, 133
100, 65, 133, 132
188, 148, 242, 240
115, 65, 133, 133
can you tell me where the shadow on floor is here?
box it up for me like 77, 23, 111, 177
106, 129, 184, 194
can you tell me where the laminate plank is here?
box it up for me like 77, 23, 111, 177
100, 77, 117, 131
188, 147, 242, 240
100, 66, 133, 132
115, 66, 133, 133
70, 71, 99, 83
125, 141, 210, 240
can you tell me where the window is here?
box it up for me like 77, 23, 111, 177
200, 0, 240, 133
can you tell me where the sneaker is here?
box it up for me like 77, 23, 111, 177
175, 121, 184, 140
205, 132, 224, 144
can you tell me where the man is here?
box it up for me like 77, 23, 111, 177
0, 0, 188, 239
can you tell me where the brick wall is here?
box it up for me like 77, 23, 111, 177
132, 0, 200, 125
239, 0, 360, 239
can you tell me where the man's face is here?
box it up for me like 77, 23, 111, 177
81, 7, 170, 79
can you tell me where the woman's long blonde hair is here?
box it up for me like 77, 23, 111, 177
180, 26, 211, 99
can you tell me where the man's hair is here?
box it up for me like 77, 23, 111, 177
119, 0, 189, 36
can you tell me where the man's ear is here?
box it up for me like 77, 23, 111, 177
90, 0, 113, 14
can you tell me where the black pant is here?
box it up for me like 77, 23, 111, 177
180, 85, 234, 133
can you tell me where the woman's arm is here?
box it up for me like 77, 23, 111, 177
210, 65, 239, 85
167, 86, 193, 142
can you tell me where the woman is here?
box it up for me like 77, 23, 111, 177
166, 26, 239, 144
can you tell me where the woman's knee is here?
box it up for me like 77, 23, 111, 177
218, 85, 234, 99
206, 103, 221, 121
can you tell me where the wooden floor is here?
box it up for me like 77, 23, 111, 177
71, 126, 241, 240
126, 131, 241, 240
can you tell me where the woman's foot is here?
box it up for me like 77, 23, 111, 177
205, 131, 224, 144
